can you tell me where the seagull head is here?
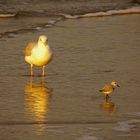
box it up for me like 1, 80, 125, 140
38, 35, 48, 45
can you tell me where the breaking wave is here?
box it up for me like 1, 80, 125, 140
0, 6, 139, 39
58, 7, 140, 19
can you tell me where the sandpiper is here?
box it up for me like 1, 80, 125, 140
99, 80, 120, 99
24, 35, 52, 76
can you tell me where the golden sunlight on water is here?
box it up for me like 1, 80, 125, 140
100, 98, 118, 115
24, 77, 50, 134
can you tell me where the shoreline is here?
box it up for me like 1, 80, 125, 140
58, 6, 140, 19
0, 0, 140, 39
0, 6, 140, 39
1, 6, 140, 18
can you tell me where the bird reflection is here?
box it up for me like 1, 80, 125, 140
24, 77, 51, 134
100, 98, 117, 114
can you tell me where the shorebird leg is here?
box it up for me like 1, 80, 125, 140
30, 64, 33, 76
42, 65, 45, 77
105, 95, 110, 100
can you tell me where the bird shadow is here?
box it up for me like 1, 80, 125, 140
23, 76, 53, 134
100, 97, 118, 115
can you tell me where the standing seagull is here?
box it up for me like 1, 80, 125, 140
99, 80, 120, 99
24, 35, 52, 76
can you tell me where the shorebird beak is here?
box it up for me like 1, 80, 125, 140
117, 84, 120, 87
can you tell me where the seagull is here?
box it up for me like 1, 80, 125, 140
99, 80, 120, 99
24, 35, 52, 76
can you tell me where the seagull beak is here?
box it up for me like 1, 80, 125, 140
43, 39, 47, 45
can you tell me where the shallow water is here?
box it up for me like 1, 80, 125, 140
0, 15, 140, 139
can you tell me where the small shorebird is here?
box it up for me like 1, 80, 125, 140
99, 80, 120, 99
24, 35, 52, 76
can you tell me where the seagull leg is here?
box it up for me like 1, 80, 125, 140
42, 65, 45, 77
29, 75, 33, 88
30, 64, 33, 76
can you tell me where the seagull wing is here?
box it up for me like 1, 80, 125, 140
24, 42, 36, 56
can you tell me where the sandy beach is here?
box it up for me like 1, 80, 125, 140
0, 0, 140, 140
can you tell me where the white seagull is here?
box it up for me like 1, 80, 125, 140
24, 35, 52, 76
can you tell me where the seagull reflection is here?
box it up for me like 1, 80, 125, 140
100, 98, 117, 114
24, 77, 51, 134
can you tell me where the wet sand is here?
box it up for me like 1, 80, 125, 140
0, 0, 140, 140
0, 14, 140, 139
